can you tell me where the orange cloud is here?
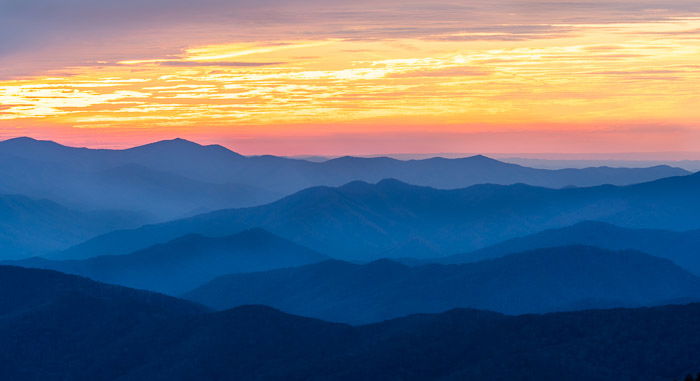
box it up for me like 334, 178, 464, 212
0, 5, 699, 155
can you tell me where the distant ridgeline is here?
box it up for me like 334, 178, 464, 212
0, 136, 689, 220
0, 136, 695, 260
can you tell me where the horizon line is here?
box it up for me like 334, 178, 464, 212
2, 135, 700, 162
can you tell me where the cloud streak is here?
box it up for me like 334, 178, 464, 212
0, 0, 699, 154
2, 0, 700, 77
158, 61, 287, 67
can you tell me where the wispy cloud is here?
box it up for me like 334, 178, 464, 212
0, 0, 699, 154
157, 61, 286, 67
387, 66, 490, 78
2, 0, 700, 77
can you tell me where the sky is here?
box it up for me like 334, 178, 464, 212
0, 0, 699, 156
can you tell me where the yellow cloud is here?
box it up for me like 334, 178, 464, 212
1, 18, 698, 135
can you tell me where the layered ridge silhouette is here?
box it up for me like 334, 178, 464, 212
184, 246, 700, 323
8, 229, 328, 294
0, 136, 687, 222
61, 172, 700, 261
0, 194, 149, 259
2, 265, 700, 381
437, 221, 700, 274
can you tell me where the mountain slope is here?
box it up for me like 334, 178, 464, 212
61, 172, 700, 260
0, 194, 149, 259
0, 148, 280, 221
0, 266, 206, 381
82, 163, 280, 219
437, 221, 700, 274
0, 266, 205, 317
0, 265, 354, 381
184, 246, 700, 323
10, 229, 328, 294
4, 265, 700, 380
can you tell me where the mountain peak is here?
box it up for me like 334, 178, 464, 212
168, 137, 201, 146
377, 178, 405, 185
376, 178, 416, 190
133, 138, 202, 149
464, 154, 515, 166
127, 138, 243, 157
0, 136, 67, 149
2, 136, 39, 144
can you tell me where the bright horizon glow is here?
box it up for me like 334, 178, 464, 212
1, 1, 699, 156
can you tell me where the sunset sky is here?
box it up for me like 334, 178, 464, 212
1, 0, 700, 156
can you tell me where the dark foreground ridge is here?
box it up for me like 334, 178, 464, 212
2, 265, 700, 381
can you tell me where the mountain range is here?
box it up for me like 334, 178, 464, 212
59, 172, 700, 261
0, 141, 280, 221
3, 265, 700, 381
183, 246, 700, 323
7, 229, 327, 294
4, 135, 700, 380
0, 137, 688, 222
437, 221, 700, 274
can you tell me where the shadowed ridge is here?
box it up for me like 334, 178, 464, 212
375, 178, 419, 189
365, 258, 411, 270
211, 304, 351, 326
336, 179, 375, 191
11, 228, 328, 295
0, 265, 207, 316
437, 220, 700, 274
57, 168, 700, 262
6, 272, 700, 380
628, 169, 700, 189
184, 245, 700, 324
162, 228, 279, 246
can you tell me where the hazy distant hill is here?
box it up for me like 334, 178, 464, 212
437, 221, 700, 274
502, 157, 700, 172
0, 143, 280, 221
184, 246, 700, 323
61, 172, 700, 260
10, 229, 328, 294
0, 137, 688, 219
0, 194, 149, 259
3, 265, 700, 380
